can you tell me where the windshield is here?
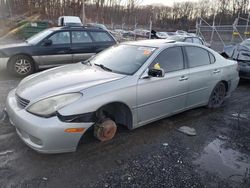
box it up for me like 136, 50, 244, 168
26, 29, 53, 44
89, 44, 157, 75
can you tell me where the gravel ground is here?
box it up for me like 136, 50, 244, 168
0, 69, 249, 188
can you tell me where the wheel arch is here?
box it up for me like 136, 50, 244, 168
221, 80, 229, 93
7, 53, 38, 71
96, 101, 133, 130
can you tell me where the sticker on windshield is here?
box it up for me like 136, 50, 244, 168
138, 47, 156, 56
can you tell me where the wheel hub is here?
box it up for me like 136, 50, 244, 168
15, 59, 32, 75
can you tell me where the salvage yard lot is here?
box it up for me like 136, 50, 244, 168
0, 68, 250, 188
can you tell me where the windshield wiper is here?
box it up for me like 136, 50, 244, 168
94, 63, 112, 72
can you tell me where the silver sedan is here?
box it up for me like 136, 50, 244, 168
5, 40, 239, 153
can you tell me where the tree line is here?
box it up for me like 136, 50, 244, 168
0, 0, 250, 30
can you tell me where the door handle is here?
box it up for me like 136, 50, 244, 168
213, 69, 221, 74
179, 76, 189, 81
58, 49, 71, 54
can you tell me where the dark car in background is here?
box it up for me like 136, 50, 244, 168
0, 26, 117, 76
221, 39, 250, 79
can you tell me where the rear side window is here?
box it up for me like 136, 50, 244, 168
184, 38, 193, 43
151, 47, 184, 73
193, 38, 203, 45
89, 31, 113, 42
185, 46, 210, 68
209, 52, 216, 63
72, 31, 92, 43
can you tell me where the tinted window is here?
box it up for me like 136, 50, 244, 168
72, 31, 92, 43
49, 31, 70, 45
193, 38, 203, 45
185, 46, 210, 68
184, 38, 193, 43
151, 47, 184, 72
89, 31, 113, 42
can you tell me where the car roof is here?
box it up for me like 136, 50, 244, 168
122, 39, 209, 49
123, 39, 177, 48
49, 26, 107, 32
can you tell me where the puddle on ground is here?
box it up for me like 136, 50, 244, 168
194, 139, 250, 182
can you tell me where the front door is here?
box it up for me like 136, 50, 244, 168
37, 31, 72, 67
137, 47, 189, 126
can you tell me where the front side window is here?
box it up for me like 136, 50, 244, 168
89, 31, 113, 42
89, 44, 156, 75
185, 46, 210, 68
151, 47, 184, 73
49, 31, 70, 45
72, 31, 92, 43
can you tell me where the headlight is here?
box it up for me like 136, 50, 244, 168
27, 93, 82, 117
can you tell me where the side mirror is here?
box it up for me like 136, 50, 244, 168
42, 39, 52, 46
148, 68, 165, 78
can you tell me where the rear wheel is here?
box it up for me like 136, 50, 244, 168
208, 82, 226, 108
8, 55, 35, 77
94, 119, 117, 142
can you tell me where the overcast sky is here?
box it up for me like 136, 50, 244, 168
142, 0, 199, 6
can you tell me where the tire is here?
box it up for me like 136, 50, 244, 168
8, 55, 35, 77
94, 119, 117, 142
208, 82, 226, 108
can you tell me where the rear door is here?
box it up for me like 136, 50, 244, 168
71, 30, 96, 63
184, 46, 218, 108
37, 31, 72, 66
89, 31, 116, 53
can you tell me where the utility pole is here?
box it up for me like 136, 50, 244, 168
210, 15, 216, 45
82, 0, 86, 24
134, 17, 137, 40
245, 12, 250, 38
7, 0, 12, 21
149, 16, 152, 39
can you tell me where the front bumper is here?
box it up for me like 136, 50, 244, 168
6, 89, 93, 154
0, 57, 9, 71
239, 61, 250, 79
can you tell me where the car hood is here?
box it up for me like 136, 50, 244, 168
16, 63, 126, 100
0, 42, 30, 50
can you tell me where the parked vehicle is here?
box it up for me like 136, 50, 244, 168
156, 32, 169, 39
175, 30, 188, 35
6, 40, 239, 153
168, 35, 211, 48
0, 26, 117, 77
58, 16, 83, 26
221, 39, 250, 79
